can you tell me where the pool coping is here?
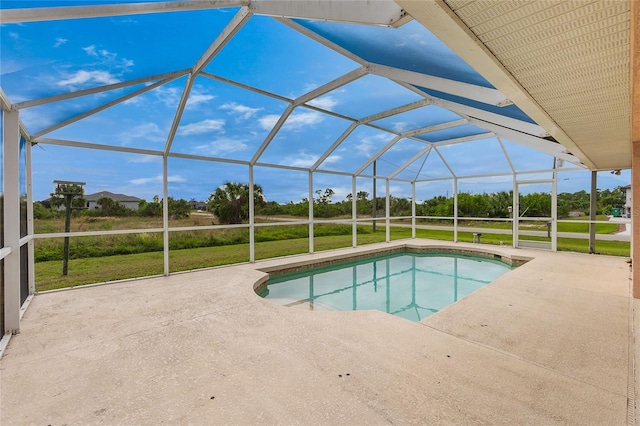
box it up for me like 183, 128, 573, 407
253, 242, 533, 296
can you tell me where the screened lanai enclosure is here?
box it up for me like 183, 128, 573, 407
0, 0, 633, 342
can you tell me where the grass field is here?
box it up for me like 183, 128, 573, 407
35, 223, 630, 292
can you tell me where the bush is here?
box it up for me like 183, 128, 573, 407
33, 201, 56, 219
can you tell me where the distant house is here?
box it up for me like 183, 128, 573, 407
621, 185, 631, 218
85, 191, 141, 211
190, 200, 207, 211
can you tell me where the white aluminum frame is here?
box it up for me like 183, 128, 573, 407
3, 109, 21, 335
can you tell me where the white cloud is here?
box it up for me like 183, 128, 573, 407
329, 186, 351, 202
354, 140, 376, 157
98, 49, 116, 60
259, 111, 324, 131
351, 133, 393, 157
0, 58, 29, 76
388, 184, 411, 198
186, 92, 215, 109
178, 119, 225, 136
128, 155, 161, 163
113, 17, 138, 25
392, 121, 411, 132
302, 82, 319, 92
219, 102, 262, 119
57, 70, 119, 88
53, 37, 68, 48
82, 45, 118, 60
408, 33, 429, 46
20, 108, 57, 132
155, 86, 215, 110
279, 150, 341, 168
307, 96, 338, 111
258, 114, 279, 130
154, 86, 181, 107
194, 137, 249, 156
286, 111, 324, 129
118, 122, 166, 144
129, 175, 186, 185
82, 45, 97, 57
80, 45, 134, 73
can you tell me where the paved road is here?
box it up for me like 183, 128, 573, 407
247, 215, 631, 243
404, 223, 631, 242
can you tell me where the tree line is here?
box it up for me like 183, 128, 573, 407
34, 181, 626, 224
210, 182, 626, 224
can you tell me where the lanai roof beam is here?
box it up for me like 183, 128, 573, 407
389, 145, 433, 180
251, 104, 295, 165
396, 0, 593, 168
402, 119, 468, 139
32, 76, 180, 140
464, 117, 583, 166
192, 6, 252, 75
368, 64, 510, 107
311, 122, 359, 172
354, 135, 403, 176
14, 69, 190, 110
254, 1, 408, 27
0, 1, 244, 23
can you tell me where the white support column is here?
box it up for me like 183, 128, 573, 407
385, 179, 390, 243
308, 171, 314, 254
249, 165, 255, 263
453, 178, 458, 243
26, 137, 35, 295
411, 181, 416, 239
162, 156, 169, 276
552, 165, 558, 252
512, 175, 518, 248
589, 170, 597, 254
3, 110, 21, 334
352, 176, 357, 248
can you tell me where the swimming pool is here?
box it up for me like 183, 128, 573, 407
261, 251, 514, 322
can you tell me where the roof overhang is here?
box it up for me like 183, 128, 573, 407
397, 0, 631, 171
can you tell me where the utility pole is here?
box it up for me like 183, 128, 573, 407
52, 180, 85, 275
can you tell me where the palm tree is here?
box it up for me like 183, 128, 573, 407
208, 182, 264, 224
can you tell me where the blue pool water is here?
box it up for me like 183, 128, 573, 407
262, 252, 513, 322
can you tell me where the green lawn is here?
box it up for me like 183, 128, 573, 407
35, 225, 630, 292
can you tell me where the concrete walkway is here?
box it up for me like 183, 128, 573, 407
0, 240, 633, 425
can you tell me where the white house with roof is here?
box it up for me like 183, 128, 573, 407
85, 191, 141, 211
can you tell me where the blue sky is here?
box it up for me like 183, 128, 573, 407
1, 2, 630, 204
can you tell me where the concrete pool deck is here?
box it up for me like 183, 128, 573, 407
0, 239, 634, 424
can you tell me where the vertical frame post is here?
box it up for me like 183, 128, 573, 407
552, 164, 558, 252
249, 165, 255, 263
3, 110, 20, 334
26, 138, 35, 295
308, 171, 314, 254
512, 175, 518, 248
385, 179, 390, 243
589, 170, 597, 254
352, 176, 357, 247
162, 156, 169, 276
453, 178, 458, 243
411, 181, 416, 239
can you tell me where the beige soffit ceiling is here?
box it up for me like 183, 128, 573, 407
397, 0, 631, 171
